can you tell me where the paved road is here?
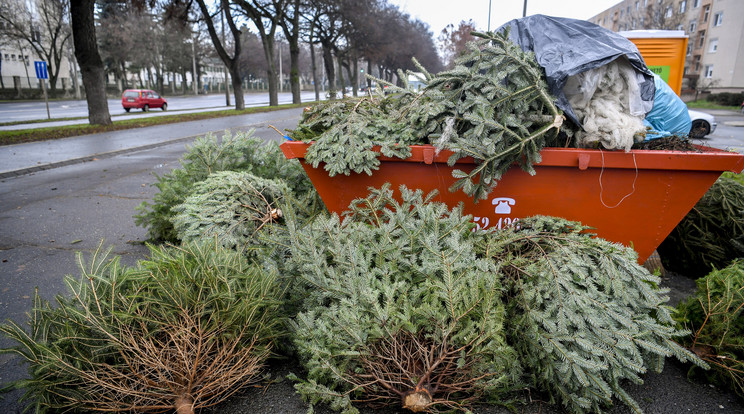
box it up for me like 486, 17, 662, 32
0, 91, 322, 128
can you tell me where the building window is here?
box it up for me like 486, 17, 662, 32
704, 65, 713, 78
709, 38, 718, 53
686, 45, 692, 56
679, 0, 686, 13
713, 12, 723, 26
693, 0, 700, 7
702, 5, 710, 22
689, 21, 697, 33
635, 1, 640, 10
698, 30, 705, 48
665, 6, 673, 18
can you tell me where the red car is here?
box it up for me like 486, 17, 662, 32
122, 89, 167, 112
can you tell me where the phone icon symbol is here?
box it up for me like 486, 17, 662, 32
492, 197, 515, 214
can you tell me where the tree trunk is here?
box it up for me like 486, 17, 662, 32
289, 41, 301, 103
310, 43, 320, 101
70, 0, 111, 125
346, 59, 357, 97
336, 54, 345, 96
261, 37, 279, 106
366, 60, 372, 90
229, 62, 244, 109
321, 41, 336, 99
285, 0, 302, 104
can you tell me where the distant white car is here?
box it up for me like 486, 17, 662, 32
688, 109, 717, 138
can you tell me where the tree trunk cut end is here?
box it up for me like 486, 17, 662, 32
175, 394, 194, 414
402, 387, 432, 412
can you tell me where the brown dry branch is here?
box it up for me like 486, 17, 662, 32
240, 181, 284, 234
344, 329, 495, 413
68, 312, 269, 414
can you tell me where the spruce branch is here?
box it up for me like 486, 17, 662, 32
292, 28, 564, 202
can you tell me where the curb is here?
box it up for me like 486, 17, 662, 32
0, 136, 196, 180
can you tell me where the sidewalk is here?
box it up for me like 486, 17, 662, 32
0, 107, 304, 179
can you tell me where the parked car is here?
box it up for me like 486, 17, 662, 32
122, 89, 167, 112
687, 109, 716, 138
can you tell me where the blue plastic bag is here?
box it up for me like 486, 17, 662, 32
643, 74, 691, 139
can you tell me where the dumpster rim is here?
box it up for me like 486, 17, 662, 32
280, 141, 744, 173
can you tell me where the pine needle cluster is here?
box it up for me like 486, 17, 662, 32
292, 30, 563, 201
657, 176, 744, 276
0, 241, 284, 414
285, 185, 702, 413
674, 260, 744, 398
134, 130, 317, 243
171, 171, 289, 252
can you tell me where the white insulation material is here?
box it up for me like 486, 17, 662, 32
564, 58, 647, 151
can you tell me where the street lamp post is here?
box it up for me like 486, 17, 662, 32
192, 33, 198, 96
221, 4, 230, 106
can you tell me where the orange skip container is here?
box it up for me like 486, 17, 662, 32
281, 142, 744, 263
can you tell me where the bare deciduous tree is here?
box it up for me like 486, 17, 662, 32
194, 0, 245, 109
234, 0, 286, 107
622, 0, 685, 30
438, 20, 477, 69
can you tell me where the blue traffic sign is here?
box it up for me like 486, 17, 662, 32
34, 61, 48, 79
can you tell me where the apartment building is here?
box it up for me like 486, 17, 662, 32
0, 44, 76, 93
589, 0, 744, 94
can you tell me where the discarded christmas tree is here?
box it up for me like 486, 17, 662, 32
135, 130, 314, 243
484, 216, 704, 414
0, 241, 283, 414
292, 29, 563, 201
674, 260, 744, 398
657, 175, 744, 276
287, 186, 522, 413
171, 171, 289, 252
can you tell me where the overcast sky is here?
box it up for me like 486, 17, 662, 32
389, 0, 623, 36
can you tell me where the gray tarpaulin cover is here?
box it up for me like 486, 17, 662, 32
497, 15, 656, 127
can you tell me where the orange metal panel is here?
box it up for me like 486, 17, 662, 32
626, 36, 688, 96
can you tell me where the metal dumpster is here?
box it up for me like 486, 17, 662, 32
281, 141, 744, 263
